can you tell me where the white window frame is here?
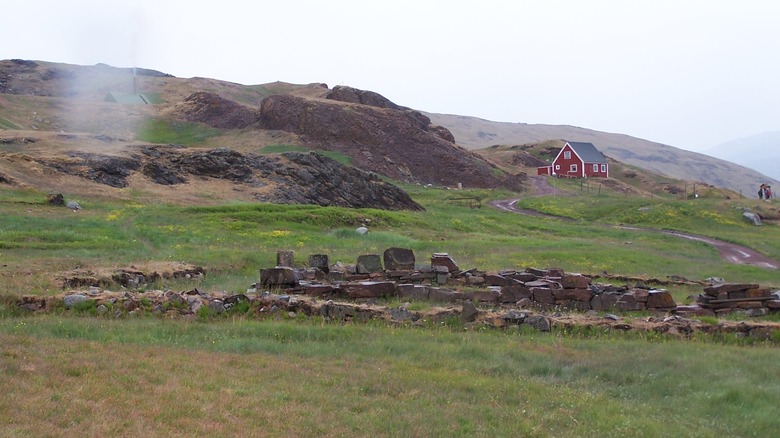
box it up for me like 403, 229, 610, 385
593, 164, 599, 172
570, 164, 578, 173
555, 164, 560, 170
601, 164, 607, 172
563, 151, 571, 159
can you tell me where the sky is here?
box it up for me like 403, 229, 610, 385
3, 0, 779, 153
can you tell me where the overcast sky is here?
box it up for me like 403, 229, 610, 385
3, 0, 779, 152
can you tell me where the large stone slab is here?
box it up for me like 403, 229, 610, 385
276, 250, 294, 267
398, 284, 430, 301
552, 288, 594, 302
646, 290, 676, 309
356, 254, 383, 274
560, 274, 590, 289
431, 253, 459, 273
590, 293, 619, 311
260, 267, 299, 287
703, 283, 759, 295
500, 285, 532, 303
340, 281, 397, 299
531, 287, 554, 304
383, 247, 415, 270
429, 288, 467, 303
308, 254, 330, 273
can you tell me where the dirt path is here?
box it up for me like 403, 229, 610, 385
492, 176, 780, 270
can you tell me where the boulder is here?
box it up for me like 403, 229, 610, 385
276, 250, 294, 267
560, 274, 590, 289
63, 294, 89, 308
384, 247, 415, 270
308, 254, 329, 273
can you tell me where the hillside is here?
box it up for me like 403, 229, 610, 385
425, 113, 778, 198
705, 131, 780, 181
0, 60, 523, 208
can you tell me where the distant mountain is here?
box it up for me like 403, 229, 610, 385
705, 131, 780, 181
425, 113, 778, 198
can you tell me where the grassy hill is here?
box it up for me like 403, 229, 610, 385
426, 112, 779, 198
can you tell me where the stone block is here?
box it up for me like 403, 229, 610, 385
703, 283, 759, 295
531, 287, 554, 304
615, 294, 645, 311
429, 288, 466, 303
628, 288, 649, 302
590, 293, 619, 311
500, 285, 532, 303
340, 281, 397, 299
356, 254, 383, 274
308, 254, 329, 273
397, 284, 430, 301
552, 288, 593, 302
431, 253, 460, 272
260, 267, 299, 287
383, 247, 415, 270
276, 250, 294, 267
646, 290, 677, 309
473, 289, 500, 304
560, 274, 590, 289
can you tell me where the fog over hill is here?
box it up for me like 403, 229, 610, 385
705, 131, 780, 182
425, 113, 779, 198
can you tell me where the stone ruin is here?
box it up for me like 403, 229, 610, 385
259, 247, 780, 318
14, 247, 780, 338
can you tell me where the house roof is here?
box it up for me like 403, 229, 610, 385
566, 141, 607, 164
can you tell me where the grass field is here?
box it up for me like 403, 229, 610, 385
1, 179, 780, 436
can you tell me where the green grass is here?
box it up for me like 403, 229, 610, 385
1, 316, 779, 436
0, 117, 21, 129
259, 144, 354, 166
136, 117, 221, 145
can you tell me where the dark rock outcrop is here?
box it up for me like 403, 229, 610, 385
36, 147, 423, 211
258, 93, 523, 190
172, 91, 258, 129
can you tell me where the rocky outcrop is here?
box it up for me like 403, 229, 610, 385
258, 93, 523, 190
171, 91, 258, 129
325, 85, 406, 110
36, 147, 423, 210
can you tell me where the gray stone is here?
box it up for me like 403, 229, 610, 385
391, 307, 417, 321
398, 284, 430, 301
461, 301, 479, 323
97, 304, 108, 315
308, 254, 329, 273
276, 250, 294, 267
356, 254, 383, 274
743, 212, 762, 226
431, 253, 459, 272
208, 300, 225, 314
260, 267, 299, 287
356, 226, 369, 235
63, 294, 88, 308
502, 309, 527, 324
524, 315, 551, 331
383, 247, 415, 270
66, 200, 81, 210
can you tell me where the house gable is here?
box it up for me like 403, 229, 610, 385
546, 141, 608, 178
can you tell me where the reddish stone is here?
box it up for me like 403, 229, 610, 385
341, 281, 397, 299
473, 289, 500, 304
397, 284, 430, 301
552, 288, 593, 302
431, 253, 459, 273
703, 283, 758, 295
560, 274, 590, 289
531, 287, 554, 304
500, 285, 532, 303
647, 290, 677, 309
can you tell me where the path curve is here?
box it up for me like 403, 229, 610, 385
491, 176, 779, 270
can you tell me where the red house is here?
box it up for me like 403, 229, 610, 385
537, 141, 609, 178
